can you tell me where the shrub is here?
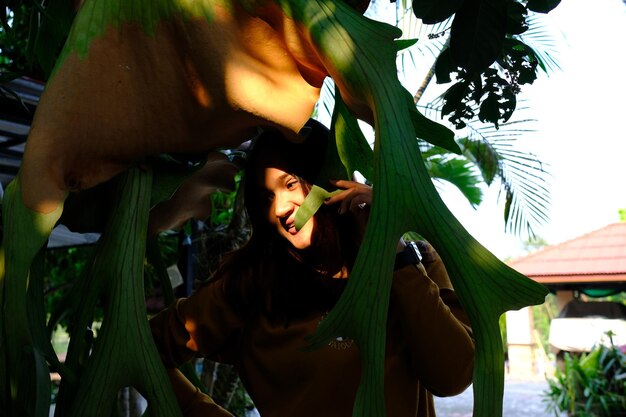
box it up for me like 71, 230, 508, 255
543, 332, 626, 417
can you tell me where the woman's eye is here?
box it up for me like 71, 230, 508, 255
286, 180, 299, 190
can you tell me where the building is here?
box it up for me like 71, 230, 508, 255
508, 222, 626, 310
505, 222, 626, 378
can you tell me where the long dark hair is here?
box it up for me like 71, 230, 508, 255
213, 120, 362, 323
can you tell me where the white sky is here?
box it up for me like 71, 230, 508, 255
434, 0, 626, 260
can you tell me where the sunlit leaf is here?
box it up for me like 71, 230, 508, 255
294, 185, 341, 231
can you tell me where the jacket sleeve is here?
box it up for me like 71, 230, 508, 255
390, 240, 474, 397
164, 369, 233, 417
150, 278, 243, 366
149, 278, 242, 417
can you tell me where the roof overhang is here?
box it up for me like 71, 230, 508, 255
528, 275, 626, 294
530, 274, 626, 284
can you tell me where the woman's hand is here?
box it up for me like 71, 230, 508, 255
324, 179, 372, 233
324, 179, 406, 251
324, 179, 372, 214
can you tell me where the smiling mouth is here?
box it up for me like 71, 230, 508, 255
284, 219, 298, 235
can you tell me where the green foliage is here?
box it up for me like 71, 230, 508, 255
422, 146, 483, 207
1, 176, 64, 417
0, 3, 31, 80
419, 0, 547, 129
55, 168, 182, 417
499, 313, 507, 351
0, 0, 75, 82
392, 0, 557, 240
207, 172, 242, 228
45, 246, 96, 331
451, 125, 551, 239
544, 333, 626, 417
605, 293, 626, 304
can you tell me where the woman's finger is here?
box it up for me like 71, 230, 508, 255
323, 180, 372, 215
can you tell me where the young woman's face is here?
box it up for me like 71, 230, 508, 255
260, 166, 316, 250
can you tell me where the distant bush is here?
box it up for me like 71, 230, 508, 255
543, 332, 626, 417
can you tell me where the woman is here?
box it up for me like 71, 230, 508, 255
149, 119, 474, 417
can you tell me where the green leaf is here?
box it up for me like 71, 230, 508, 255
411, 0, 464, 24
457, 137, 499, 185
527, 0, 561, 14
331, 89, 374, 181
31, 347, 52, 417
31, 0, 76, 78
450, 0, 507, 73
434, 47, 455, 84
64, 168, 182, 417
150, 153, 209, 208
505, 0, 529, 35
314, 113, 353, 188
394, 38, 418, 51
425, 155, 483, 206
1, 175, 63, 417
405, 89, 460, 153
146, 238, 176, 306
294, 185, 341, 231
479, 94, 500, 125
28, 248, 74, 384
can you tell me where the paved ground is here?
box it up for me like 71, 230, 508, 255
50, 376, 565, 417
434, 378, 566, 417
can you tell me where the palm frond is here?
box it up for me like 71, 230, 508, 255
456, 136, 500, 185
395, 10, 451, 84
422, 93, 552, 238
465, 118, 551, 238
316, 77, 485, 208
515, 12, 564, 74
424, 153, 483, 207
500, 168, 551, 239
319, 2, 553, 239
312, 78, 336, 125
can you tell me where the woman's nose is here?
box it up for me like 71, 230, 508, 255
274, 193, 294, 218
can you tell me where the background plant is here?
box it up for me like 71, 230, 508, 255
544, 332, 626, 417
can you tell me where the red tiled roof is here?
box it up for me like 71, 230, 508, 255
507, 223, 626, 285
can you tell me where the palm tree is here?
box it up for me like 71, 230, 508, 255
314, 80, 484, 208
317, 0, 560, 240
